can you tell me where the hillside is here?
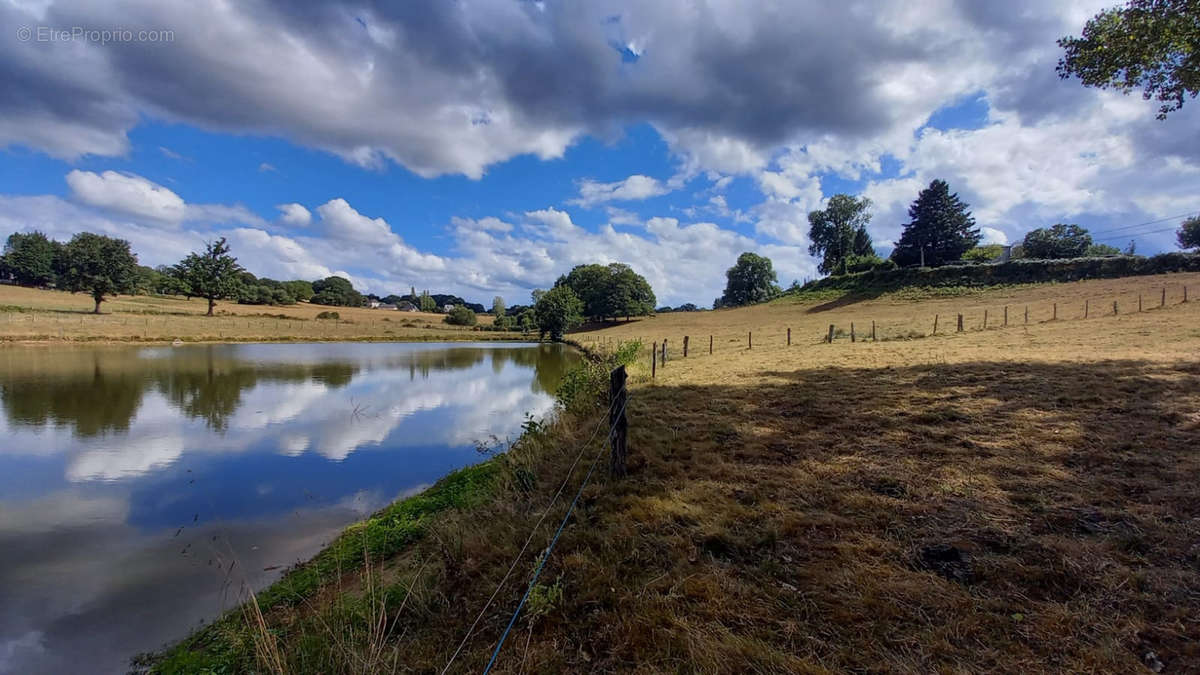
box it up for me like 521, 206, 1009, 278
144, 271, 1200, 673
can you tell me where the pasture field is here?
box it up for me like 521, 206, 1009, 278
145, 272, 1200, 673
0, 285, 518, 343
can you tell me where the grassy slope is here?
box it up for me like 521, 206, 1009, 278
0, 285, 518, 343
151, 274, 1200, 673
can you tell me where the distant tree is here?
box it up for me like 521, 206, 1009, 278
1086, 242, 1123, 256
3, 231, 61, 287
808, 194, 873, 275
444, 305, 477, 326
890, 180, 980, 267
59, 232, 139, 313
534, 285, 583, 341
1125, 240, 1138, 255
962, 244, 1006, 263
311, 276, 364, 307
418, 290, 436, 312
1058, 0, 1199, 120
676, 303, 699, 312
1178, 215, 1200, 250
718, 252, 779, 307
151, 264, 191, 296
1023, 224, 1093, 259
492, 295, 506, 317
517, 308, 536, 335
177, 238, 245, 316
554, 263, 655, 321
281, 280, 314, 302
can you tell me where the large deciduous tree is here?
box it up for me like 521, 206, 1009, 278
1058, 0, 1199, 119
890, 180, 980, 267
808, 194, 874, 275
1178, 215, 1200, 250
3, 231, 63, 287
717, 252, 779, 308
59, 232, 139, 313
311, 276, 365, 307
178, 238, 245, 316
554, 263, 655, 322
1022, 224, 1094, 259
533, 285, 583, 341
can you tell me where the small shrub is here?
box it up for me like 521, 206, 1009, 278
315, 311, 340, 320
443, 306, 477, 326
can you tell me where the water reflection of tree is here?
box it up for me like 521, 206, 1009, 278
0, 344, 579, 435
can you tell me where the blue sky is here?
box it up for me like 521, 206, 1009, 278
1, 0, 1197, 307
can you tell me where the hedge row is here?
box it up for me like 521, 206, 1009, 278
796, 253, 1200, 293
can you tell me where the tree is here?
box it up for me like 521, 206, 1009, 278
890, 179, 980, 267
961, 244, 1006, 263
311, 276, 364, 307
1178, 215, 1200, 250
3, 231, 61, 287
1058, 0, 1199, 120
59, 232, 139, 313
492, 296, 506, 317
554, 263, 655, 321
533, 285, 583, 341
1086, 242, 1123, 256
177, 238, 245, 316
718, 252, 779, 308
808, 194, 873, 275
281, 280, 314, 302
419, 290, 437, 312
1022, 224, 1093, 259
444, 305, 477, 326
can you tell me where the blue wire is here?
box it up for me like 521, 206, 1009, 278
482, 439, 606, 673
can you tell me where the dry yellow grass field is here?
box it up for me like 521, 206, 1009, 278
0, 285, 517, 343
154, 272, 1200, 674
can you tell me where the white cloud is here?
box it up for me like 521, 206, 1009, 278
66, 170, 187, 223
316, 198, 395, 244
259, 162, 277, 172
276, 203, 312, 227
980, 227, 1008, 245
569, 174, 671, 207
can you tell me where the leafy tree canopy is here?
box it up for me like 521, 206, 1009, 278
808, 194, 874, 275
443, 305, 477, 326
717, 252, 779, 307
1086, 243, 1123, 256
1178, 215, 1200, 250
533, 285, 583, 340
492, 296, 506, 317
3, 231, 62, 287
177, 238, 245, 315
1022, 224, 1093, 259
554, 263, 655, 321
311, 276, 364, 307
281, 280, 314, 302
59, 232, 139, 313
890, 179, 980, 267
962, 244, 1007, 263
1058, 0, 1200, 119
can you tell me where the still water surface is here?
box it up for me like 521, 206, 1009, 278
0, 342, 579, 674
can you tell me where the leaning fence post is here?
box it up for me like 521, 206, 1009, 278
683, 335, 689, 358
651, 342, 657, 379
609, 365, 628, 477
933, 314, 938, 335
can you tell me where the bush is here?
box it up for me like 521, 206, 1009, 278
315, 311, 340, 320
555, 340, 642, 413
443, 305, 477, 326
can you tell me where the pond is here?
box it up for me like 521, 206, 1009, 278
0, 341, 580, 674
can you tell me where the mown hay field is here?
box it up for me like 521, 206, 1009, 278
0, 285, 516, 343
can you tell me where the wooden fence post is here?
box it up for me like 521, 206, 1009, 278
748, 331, 752, 349
1004, 306, 1008, 326
1024, 305, 1029, 324
957, 314, 963, 332
1185, 286, 1189, 303
1113, 300, 1119, 315
609, 365, 628, 477
651, 342, 657, 379
872, 320, 876, 341
709, 335, 713, 354
661, 339, 667, 364
683, 335, 689, 358
1052, 303, 1057, 321
851, 323, 856, 343
827, 324, 835, 343
1085, 299, 1089, 318
933, 314, 938, 335
1161, 287, 1166, 308
1139, 294, 1143, 312
787, 327, 791, 346
983, 309, 988, 329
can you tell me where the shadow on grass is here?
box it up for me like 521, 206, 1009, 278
801, 287, 888, 313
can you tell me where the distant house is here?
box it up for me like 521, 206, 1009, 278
991, 245, 1014, 264
377, 303, 398, 310
396, 301, 418, 312
368, 300, 381, 309
443, 303, 455, 313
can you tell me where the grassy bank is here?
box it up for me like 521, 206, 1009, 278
0, 285, 524, 344
148, 274, 1199, 672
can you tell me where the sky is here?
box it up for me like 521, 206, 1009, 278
1, 0, 1197, 308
